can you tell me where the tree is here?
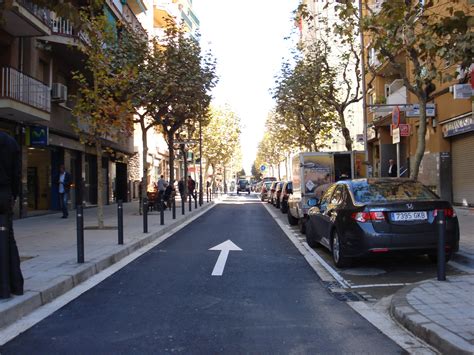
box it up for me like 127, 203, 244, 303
149, 23, 217, 193
251, 161, 263, 181
297, 2, 367, 151
273, 59, 336, 152
361, 0, 473, 179
237, 168, 246, 178
201, 106, 241, 187
72, 13, 138, 228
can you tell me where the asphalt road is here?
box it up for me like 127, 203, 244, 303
1, 194, 404, 354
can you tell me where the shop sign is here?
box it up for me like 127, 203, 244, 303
406, 104, 436, 117
30, 126, 48, 146
453, 84, 473, 100
442, 115, 474, 138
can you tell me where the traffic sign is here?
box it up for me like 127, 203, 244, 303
392, 106, 400, 128
392, 127, 400, 144
399, 123, 410, 136
260, 165, 266, 172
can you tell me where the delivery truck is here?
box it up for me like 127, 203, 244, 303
287, 151, 366, 233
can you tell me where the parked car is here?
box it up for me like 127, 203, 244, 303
236, 179, 250, 194
268, 181, 280, 205
263, 176, 277, 183
260, 181, 273, 201
279, 181, 293, 214
274, 182, 284, 208
305, 178, 460, 268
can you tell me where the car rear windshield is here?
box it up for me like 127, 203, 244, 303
264, 182, 272, 189
351, 181, 438, 204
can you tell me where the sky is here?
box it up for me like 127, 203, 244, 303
194, 0, 300, 175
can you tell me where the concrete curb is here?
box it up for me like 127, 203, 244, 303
390, 280, 474, 355
0, 201, 216, 330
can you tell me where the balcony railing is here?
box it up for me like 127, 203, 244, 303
17, 0, 51, 26
51, 14, 74, 36
0, 67, 51, 113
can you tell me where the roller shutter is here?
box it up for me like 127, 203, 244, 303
452, 132, 474, 206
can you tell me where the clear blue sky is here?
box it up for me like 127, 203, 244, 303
194, 0, 299, 174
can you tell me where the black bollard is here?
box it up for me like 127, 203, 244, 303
76, 205, 84, 263
160, 195, 164, 226
143, 197, 148, 233
437, 209, 446, 281
189, 194, 192, 212
206, 190, 209, 203
117, 200, 123, 245
181, 196, 185, 215
195, 193, 198, 209
0, 214, 11, 298
172, 197, 176, 219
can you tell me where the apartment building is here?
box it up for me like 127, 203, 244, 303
363, 0, 473, 206
0, 0, 144, 217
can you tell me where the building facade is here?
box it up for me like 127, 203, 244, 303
362, 0, 473, 206
0, 0, 144, 217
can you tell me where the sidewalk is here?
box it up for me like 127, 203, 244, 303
0, 198, 217, 330
391, 207, 474, 354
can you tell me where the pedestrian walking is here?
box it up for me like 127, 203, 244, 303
58, 164, 71, 218
388, 159, 397, 177
187, 176, 196, 200
0, 131, 24, 297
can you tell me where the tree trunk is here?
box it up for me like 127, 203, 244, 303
410, 99, 427, 180
338, 111, 353, 151
182, 146, 188, 197
140, 120, 148, 215
96, 140, 104, 229
167, 132, 176, 191
277, 163, 281, 180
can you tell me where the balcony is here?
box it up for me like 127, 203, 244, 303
154, 0, 179, 28
0, 0, 51, 36
0, 67, 50, 122
122, 4, 147, 37
386, 79, 407, 106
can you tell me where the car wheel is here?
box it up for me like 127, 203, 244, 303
305, 220, 318, 248
281, 202, 288, 214
248, 190, 250, 195
331, 230, 350, 268
298, 217, 306, 234
428, 252, 452, 263
275, 199, 280, 209
287, 211, 298, 226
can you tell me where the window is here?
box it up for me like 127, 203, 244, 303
330, 185, 345, 205
319, 184, 337, 212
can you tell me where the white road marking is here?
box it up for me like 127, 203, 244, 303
209, 240, 242, 276
0, 203, 218, 346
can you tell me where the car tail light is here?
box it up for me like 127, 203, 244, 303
371, 248, 389, 253
433, 208, 456, 218
262, 187, 267, 193
352, 211, 386, 223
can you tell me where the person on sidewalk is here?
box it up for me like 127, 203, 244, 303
388, 159, 398, 177
58, 164, 71, 218
178, 178, 185, 200
187, 176, 196, 200
0, 131, 24, 297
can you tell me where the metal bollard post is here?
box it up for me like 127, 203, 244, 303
117, 200, 123, 245
206, 190, 209, 203
160, 195, 164, 226
189, 194, 192, 212
172, 197, 176, 219
76, 205, 84, 263
181, 196, 185, 215
143, 197, 148, 233
195, 193, 198, 209
437, 209, 446, 281
0, 214, 11, 298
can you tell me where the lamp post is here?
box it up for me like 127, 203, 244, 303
199, 119, 203, 206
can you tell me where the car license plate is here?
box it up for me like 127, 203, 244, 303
392, 211, 427, 221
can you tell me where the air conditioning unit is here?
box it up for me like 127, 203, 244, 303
51, 83, 68, 102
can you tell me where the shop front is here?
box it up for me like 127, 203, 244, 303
441, 112, 474, 207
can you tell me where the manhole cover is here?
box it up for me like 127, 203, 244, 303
342, 268, 386, 276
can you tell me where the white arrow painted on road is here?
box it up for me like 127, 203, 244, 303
209, 240, 242, 276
